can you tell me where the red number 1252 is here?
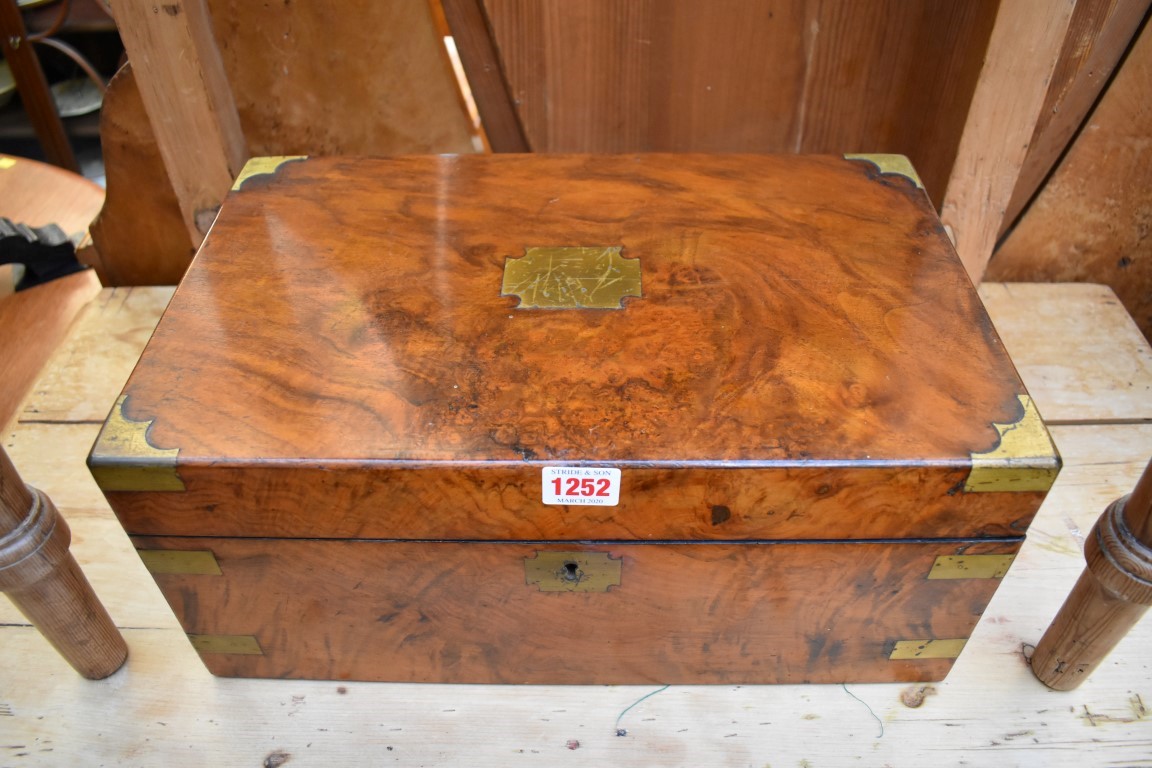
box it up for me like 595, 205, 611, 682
551, 477, 611, 497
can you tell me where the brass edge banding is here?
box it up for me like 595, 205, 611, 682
525, 551, 622, 592
889, 638, 968, 660
188, 634, 263, 655
89, 394, 184, 492
138, 549, 222, 576
928, 554, 1016, 580
965, 394, 1060, 493
231, 156, 307, 191
843, 153, 925, 190
501, 246, 641, 310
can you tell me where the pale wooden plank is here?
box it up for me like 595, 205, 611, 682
108, 0, 247, 245
3, 423, 109, 512
980, 283, 1152, 423
19, 287, 175, 424
941, 0, 1076, 281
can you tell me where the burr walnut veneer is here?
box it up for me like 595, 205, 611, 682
88, 154, 1059, 684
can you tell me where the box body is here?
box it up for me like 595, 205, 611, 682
89, 154, 1059, 683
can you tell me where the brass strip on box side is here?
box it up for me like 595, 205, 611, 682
231, 155, 306, 190
525, 551, 622, 592
188, 634, 263, 655
928, 554, 1016, 580
889, 638, 968, 660
843, 154, 925, 189
89, 395, 184, 492
966, 394, 1060, 493
138, 549, 222, 576
501, 246, 641, 309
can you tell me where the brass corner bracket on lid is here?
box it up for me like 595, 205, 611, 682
89, 395, 184, 492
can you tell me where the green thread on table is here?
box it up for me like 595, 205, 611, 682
615, 684, 671, 736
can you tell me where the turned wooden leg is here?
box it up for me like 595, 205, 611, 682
0, 446, 127, 679
1032, 457, 1152, 690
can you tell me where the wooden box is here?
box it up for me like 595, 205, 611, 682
88, 154, 1059, 684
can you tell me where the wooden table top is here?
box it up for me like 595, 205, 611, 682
2, 282, 1151, 766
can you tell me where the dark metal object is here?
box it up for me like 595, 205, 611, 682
0, 216, 87, 290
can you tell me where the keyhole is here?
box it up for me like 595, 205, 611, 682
561, 561, 581, 582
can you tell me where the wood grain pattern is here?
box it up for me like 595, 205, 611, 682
205, 0, 476, 157
108, 0, 248, 246
1000, 0, 1152, 235
940, 0, 1076, 281
94, 155, 1049, 545
475, 0, 997, 205
88, 64, 196, 286
989, 17, 1152, 344
2, 285, 1150, 762
133, 536, 1019, 684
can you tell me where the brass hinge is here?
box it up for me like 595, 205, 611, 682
188, 634, 263, 655
928, 554, 1016, 580
889, 638, 967, 660
138, 549, 222, 576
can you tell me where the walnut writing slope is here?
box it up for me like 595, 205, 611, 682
89, 154, 1058, 684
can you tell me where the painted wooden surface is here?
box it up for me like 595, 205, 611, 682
989, 15, 1152, 344
2, 283, 1151, 763
91, 156, 1048, 553
474, 0, 997, 205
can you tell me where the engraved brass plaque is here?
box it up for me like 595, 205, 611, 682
501, 246, 641, 309
928, 554, 1015, 580
525, 551, 622, 592
138, 549, 222, 576
889, 638, 968, 661
966, 394, 1060, 493
188, 634, 263, 655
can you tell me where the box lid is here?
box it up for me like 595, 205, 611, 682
89, 154, 1059, 541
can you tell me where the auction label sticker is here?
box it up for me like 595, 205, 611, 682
542, 467, 621, 506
